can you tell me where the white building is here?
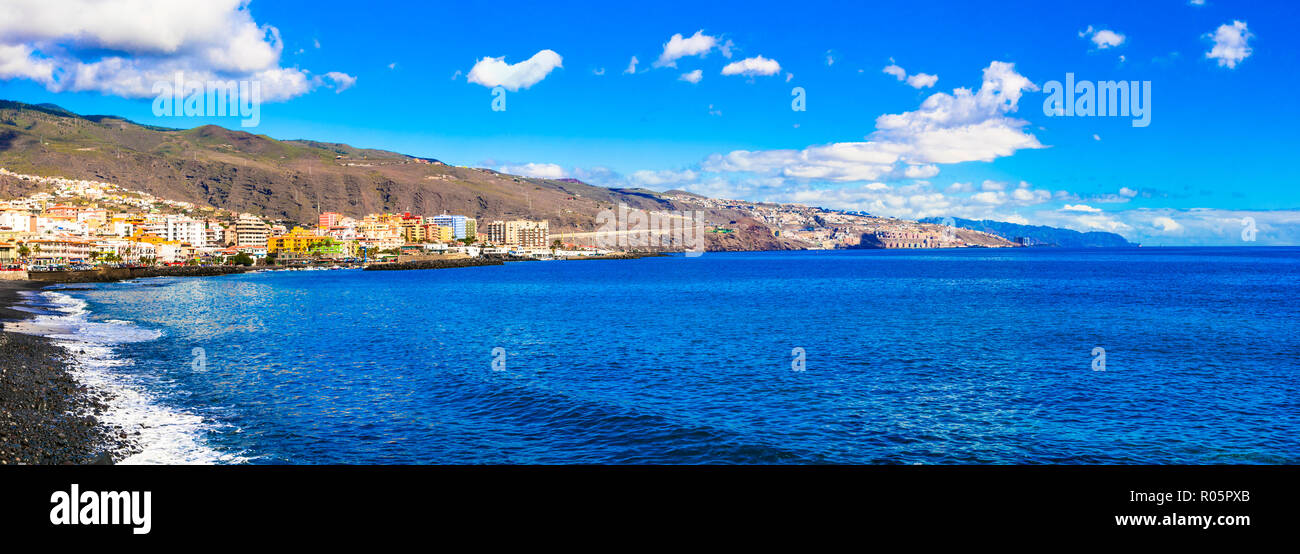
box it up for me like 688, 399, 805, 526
162, 215, 207, 248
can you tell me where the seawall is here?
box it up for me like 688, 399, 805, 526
26, 265, 254, 283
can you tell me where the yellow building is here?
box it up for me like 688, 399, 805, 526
427, 224, 453, 243
267, 227, 331, 254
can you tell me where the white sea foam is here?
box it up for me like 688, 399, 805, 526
6, 290, 245, 465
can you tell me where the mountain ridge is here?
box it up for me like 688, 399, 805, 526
919, 217, 1136, 247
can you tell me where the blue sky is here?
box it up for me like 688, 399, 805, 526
1, 0, 1297, 244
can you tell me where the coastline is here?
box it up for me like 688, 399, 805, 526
0, 280, 124, 464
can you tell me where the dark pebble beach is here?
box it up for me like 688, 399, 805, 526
0, 280, 129, 464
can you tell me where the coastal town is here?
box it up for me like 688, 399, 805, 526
0, 161, 1032, 278
0, 168, 597, 272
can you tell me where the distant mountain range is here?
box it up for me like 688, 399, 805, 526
919, 217, 1136, 248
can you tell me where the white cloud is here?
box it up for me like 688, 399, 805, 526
720, 39, 735, 59
1206, 21, 1253, 68
825, 51, 835, 66
592, 67, 605, 76
629, 168, 699, 187
324, 71, 355, 93
904, 164, 939, 178
1091, 29, 1126, 49
624, 56, 638, 74
679, 69, 702, 83
466, 49, 563, 91
498, 163, 567, 179
1119, 187, 1138, 198
1152, 216, 1183, 233
0, 0, 354, 101
702, 61, 1041, 182
720, 55, 781, 77
653, 30, 718, 68
1080, 26, 1126, 50
883, 61, 937, 88
1061, 204, 1101, 213
905, 73, 938, 88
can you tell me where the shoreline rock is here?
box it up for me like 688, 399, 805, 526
26, 264, 257, 284
363, 257, 506, 271
0, 281, 124, 464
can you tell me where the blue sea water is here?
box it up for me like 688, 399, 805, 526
10, 248, 1300, 464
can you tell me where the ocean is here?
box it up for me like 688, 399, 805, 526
6, 248, 1299, 464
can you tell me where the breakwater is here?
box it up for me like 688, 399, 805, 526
25, 265, 256, 283
363, 258, 505, 271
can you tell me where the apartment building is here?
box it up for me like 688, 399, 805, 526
431, 214, 476, 240
319, 212, 343, 228
162, 215, 207, 248
235, 214, 270, 247
26, 238, 93, 263
484, 220, 550, 248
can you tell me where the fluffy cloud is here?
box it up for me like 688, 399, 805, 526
1061, 204, 1101, 213
0, 0, 354, 101
1152, 216, 1183, 233
324, 71, 356, 93
653, 30, 718, 68
624, 56, 638, 74
905, 73, 938, 88
720, 55, 781, 77
629, 168, 699, 187
882, 61, 937, 89
679, 69, 702, 83
466, 49, 563, 91
497, 162, 567, 179
1206, 21, 1253, 68
1079, 26, 1126, 49
703, 61, 1040, 182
